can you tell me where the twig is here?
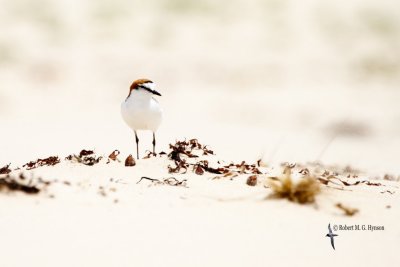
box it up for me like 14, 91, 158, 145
136, 176, 188, 187
137, 176, 161, 184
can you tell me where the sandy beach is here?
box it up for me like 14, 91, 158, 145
1, 0, 400, 266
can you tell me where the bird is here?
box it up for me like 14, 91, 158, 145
326, 223, 338, 250
121, 79, 163, 159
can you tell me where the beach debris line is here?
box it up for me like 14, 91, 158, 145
168, 158, 227, 175
23, 156, 60, 170
267, 166, 320, 204
137, 176, 187, 187
65, 149, 102, 166
167, 139, 262, 177
223, 161, 262, 174
317, 175, 382, 188
125, 154, 136, 166
336, 203, 359, 216
0, 173, 48, 194
0, 163, 12, 174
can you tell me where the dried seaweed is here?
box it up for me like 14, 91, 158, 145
197, 160, 226, 174
380, 190, 394, 194
137, 176, 187, 187
256, 159, 261, 167
299, 168, 310, 175
280, 162, 296, 169
0, 174, 46, 194
107, 150, 120, 163
194, 164, 204, 175
168, 139, 214, 162
364, 181, 382, 186
317, 175, 383, 188
143, 151, 157, 159
224, 161, 261, 174
66, 150, 102, 166
23, 156, 60, 170
317, 177, 329, 185
267, 167, 320, 204
336, 203, 359, 216
246, 175, 258, 186
212, 171, 239, 180
79, 150, 93, 157
125, 155, 136, 167
0, 164, 12, 175
166, 139, 263, 177
168, 160, 188, 174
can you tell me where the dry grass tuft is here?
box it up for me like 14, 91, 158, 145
267, 166, 320, 204
336, 203, 359, 216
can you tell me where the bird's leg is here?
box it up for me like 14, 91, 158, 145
152, 132, 156, 154
134, 131, 139, 159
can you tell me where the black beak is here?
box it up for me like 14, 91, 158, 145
139, 85, 162, 96
152, 90, 162, 96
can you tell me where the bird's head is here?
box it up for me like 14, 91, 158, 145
128, 79, 162, 97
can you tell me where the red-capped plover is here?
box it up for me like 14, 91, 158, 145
121, 79, 163, 159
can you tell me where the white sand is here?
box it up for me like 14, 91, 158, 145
1, 153, 399, 267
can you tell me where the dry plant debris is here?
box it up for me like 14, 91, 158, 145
246, 175, 258, 186
143, 151, 157, 159
317, 175, 382, 188
0, 164, 12, 175
194, 164, 204, 175
65, 150, 102, 166
267, 166, 320, 204
0, 173, 46, 194
336, 203, 359, 216
137, 176, 187, 187
107, 150, 120, 163
168, 160, 188, 174
383, 174, 399, 181
167, 139, 262, 178
223, 161, 261, 174
211, 171, 239, 180
125, 154, 136, 166
23, 156, 60, 170
168, 139, 213, 162
197, 160, 226, 174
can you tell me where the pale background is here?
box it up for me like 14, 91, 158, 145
1, 0, 399, 175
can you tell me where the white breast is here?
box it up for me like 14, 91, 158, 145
121, 90, 163, 132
